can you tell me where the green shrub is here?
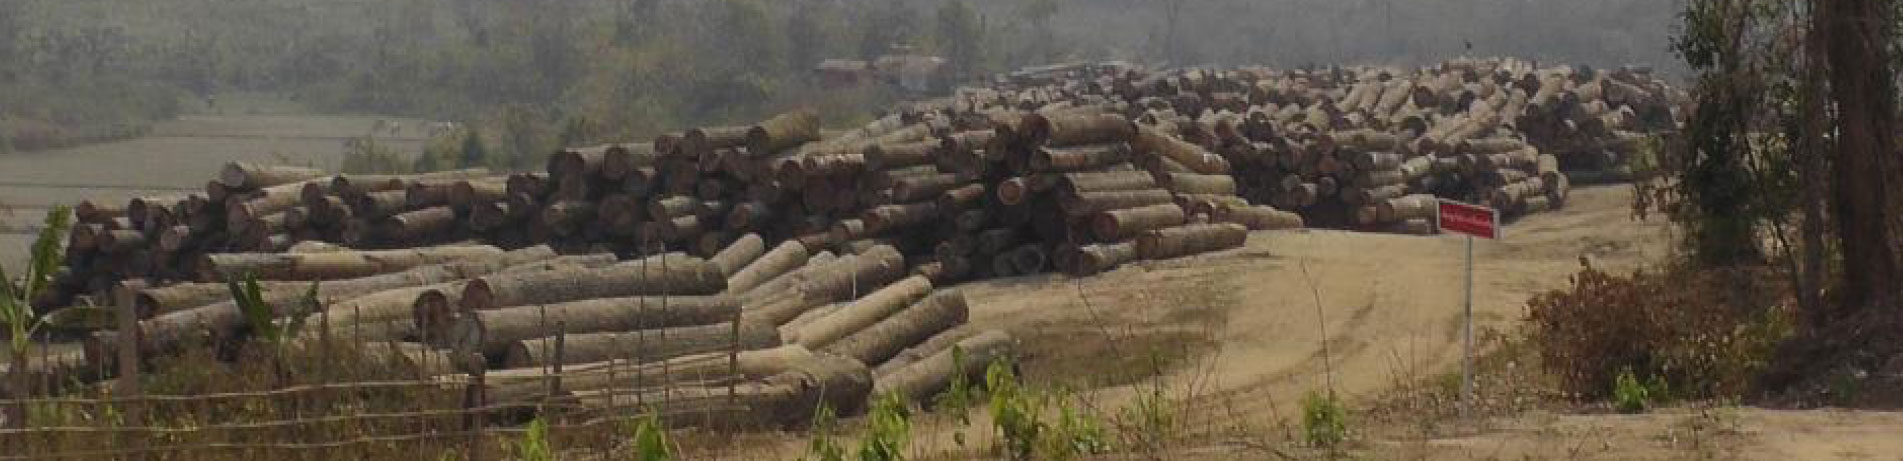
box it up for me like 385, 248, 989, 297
1614, 370, 1675, 414
857, 392, 911, 461
630, 412, 672, 461
805, 403, 847, 461
1301, 391, 1348, 447
982, 358, 1110, 460
515, 417, 553, 461
1527, 262, 1791, 401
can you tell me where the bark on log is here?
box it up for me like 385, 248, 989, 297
1216, 205, 1305, 230
197, 245, 505, 282
1092, 204, 1188, 241
710, 233, 767, 276
1159, 173, 1239, 196
501, 320, 781, 369
748, 109, 822, 154
821, 289, 967, 365
1377, 194, 1439, 223
569, 350, 871, 427
219, 162, 326, 189
864, 141, 939, 171
1070, 241, 1138, 276
793, 275, 936, 350
1028, 113, 1135, 146
138, 246, 555, 354
378, 206, 458, 243
1136, 223, 1249, 260
447, 295, 740, 357
1060, 188, 1175, 217
872, 330, 1016, 404
458, 255, 725, 311
727, 241, 810, 296
748, 245, 905, 326
1030, 144, 1131, 172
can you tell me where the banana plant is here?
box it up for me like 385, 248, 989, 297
1, 206, 72, 362
225, 273, 319, 346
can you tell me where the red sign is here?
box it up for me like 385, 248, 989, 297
1437, 199, 1499, 239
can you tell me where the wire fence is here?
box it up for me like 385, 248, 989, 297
0, 287, 754, 460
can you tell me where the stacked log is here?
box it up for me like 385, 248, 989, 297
41, 58, 1676, 427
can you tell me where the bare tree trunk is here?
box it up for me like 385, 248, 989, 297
1822, 0, 1902, 316
1799, 0, 1831, 324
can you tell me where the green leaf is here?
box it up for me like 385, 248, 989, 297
229, 272, 280, 343
26, 206, 72, 301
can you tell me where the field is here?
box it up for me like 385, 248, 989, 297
0, 97, 430, 273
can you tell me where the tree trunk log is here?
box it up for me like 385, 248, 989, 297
872, 330, 1016, 404
820, 289, 968, 365
502, 320, 781, 369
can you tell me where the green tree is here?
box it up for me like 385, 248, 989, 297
714, 0, 780, 76
459, 128, 488, 168
786, 6, 829, 74
935, 0, 985, 81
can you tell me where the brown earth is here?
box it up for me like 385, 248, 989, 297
696, 184, 1903, 460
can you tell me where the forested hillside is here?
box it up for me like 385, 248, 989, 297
0, 0, 1679, 162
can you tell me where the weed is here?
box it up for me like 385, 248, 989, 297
1612, 368, 1651, 413
805, 403, 847, 461
932, 345, 976, 448
858, 392, 912, 461
515, 417, 554, 461
227, 273, 319, 347
1044, 387, 1111, 459
1301, 390, 1348, 448
987, 357, 1042, 460
0, 206, 70, 357
1116, 382, 1174, 450
982, 358, 1110, 460
630, 412, 673, 461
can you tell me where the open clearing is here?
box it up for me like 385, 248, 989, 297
700, 183, 1902, 460
7, 113, 1900, 459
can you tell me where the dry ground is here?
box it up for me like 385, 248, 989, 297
6, 110, 1899, 459
702, 185, 1903, 460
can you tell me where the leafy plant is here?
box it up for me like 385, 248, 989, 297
1117, 382, 1173, 450
515, 416, 554, 461
932, 345, 976, 447
1044, 387, 1110, 459
857, 392, 912, 461
1612, 368, 1650, 413
986, 357, 1042, 460
1301, 390, 1348, 448
630, 412, 672, 461
1527, 262, 1791, 400
805, 403, 846, 461
1, 206, 71, 360
226, 274, 318, 346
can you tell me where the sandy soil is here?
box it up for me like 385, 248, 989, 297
703, 183, 1902, 460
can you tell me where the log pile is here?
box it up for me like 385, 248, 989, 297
32, 57, 1678, 427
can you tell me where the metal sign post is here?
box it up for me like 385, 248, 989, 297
1436, 199, 1499, 419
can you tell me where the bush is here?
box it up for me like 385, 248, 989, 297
1527, 261, 1792, 401
1301, 391, 1348, 447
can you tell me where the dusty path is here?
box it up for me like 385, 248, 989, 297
0, 106, 427, 272
703, 184, 1683, 459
